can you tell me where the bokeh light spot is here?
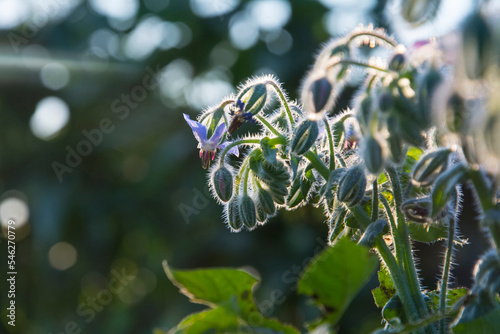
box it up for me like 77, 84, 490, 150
30, 96, 70, 140
190, 0, 239, 18
40, 62, 70, 90
48, 242, 78, 271
0, 196, 29, 229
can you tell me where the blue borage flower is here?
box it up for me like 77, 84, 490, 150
183, 114, 239, 169
228, 99, 255, 134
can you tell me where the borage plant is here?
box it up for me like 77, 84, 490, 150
163, 10, 500, 334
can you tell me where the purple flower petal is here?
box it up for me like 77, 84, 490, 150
183, 113, 207, 143
209, 122, 227, 144
218, 142, 239, 157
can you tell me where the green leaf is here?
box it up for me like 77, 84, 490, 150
372, 266, 397, 308
172, 306, 240, 334
426, 288, 468, 313
408, 221, 448, 243
298, 238, 378, 326
163, 261, 258, 306
164, 261, 300, 334
453, 309, 500, 333
261, 136, 277, 164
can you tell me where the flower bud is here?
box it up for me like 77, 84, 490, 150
357, 94, 373, 129
337, 165, 367, 206
401, 0, 439, 25
212, 167, 234, 202
413, 149, 451, 187
239, 195, 257, 229
462, 12, 493, 80
445, 92, 467, 134
359, 219, 389, 248
307, 76, 333, 115
378, 92, 393, 112
417, 68, 442, 129
291, 120, 319, 155
382, 295, 405, 327
363, 136, 384, 175
226, 197, 243, 232
255, 203, 267, 224
431, 164, 467, 218
286, 177, 304, 209
257, 187, 276, 215
237, 83, 268, 115
387, 134, 405, 164
388, 53, 406, 72
397, 115, 426, 147
401, 197, 448, 223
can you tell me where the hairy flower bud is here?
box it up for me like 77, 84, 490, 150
359, 219, 388, 248
237, 83, 268, 115
306, 76, 333, 115
417, 68, 442, 128
357, 94, 373, 129
363, 136, 384, 175
388, 53, 406, 72
291, 120, 319, 155
257, 187, 276, 215
337, 165, 367, 206
239, 195, 257, 229
445, 92, 468, 133
431, 164, 467, 218
462, 12, 493, 80
212, 167, 233, 202
401, 0, 439, 25
226, 197, 243, 232
401, 197, 447, 223
413, 149, 451, 187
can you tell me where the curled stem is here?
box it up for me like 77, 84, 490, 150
323, 118, 336, 170
266, 80, 294, 126
256, 115, 281, 136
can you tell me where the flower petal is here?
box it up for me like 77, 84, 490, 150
208, 122, 227, 144
183, 113, 207, 143
219, 142, 239, 157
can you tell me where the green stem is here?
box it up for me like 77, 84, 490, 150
327, 59, 390, 73
386, 167, 432, 325
219, 139, 260, 165
371, 179, 379, 222
304, 151, 330, 180
438, 198, 458, 334
256, 115, 281, 136
323, 118, 336, 171
351, 206, 421, 327
347, 31, 397, 47
266, 80, 294, 126
243, 164, 251, 195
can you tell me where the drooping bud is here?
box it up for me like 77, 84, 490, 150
401, 197, 447, 223
431, 164, 467, 218
226, 197, 243, 232
357, 94, 373, 130
417, 68, 442, 128
291, 120, 319, 155
382, 295, 405, 327
388, 53, 407, 72
401, 0, 440, 25
237, 83, 268, 115
445, 92, 468, 134
306, 76, 333, 115
462, 12, 493, 80
337, 165, 367, 206
359, 219, 389, 248
239, 195, 257, 229
363, 135, 384, 175
257, 187, 276, 215
413, 149, 451, 187
378, 92, 393, 112
387, 134, 405, 164
212, 167, 234, 202
397, 115, 426, 147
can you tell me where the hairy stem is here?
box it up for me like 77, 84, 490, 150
323, 118, 336, 171
386, 167, 432, 326
347, 30, 397, 47
304, 151, 330, 180
256, 115, 281, 136
371, 179, 379, 222
266, 80, 294, 127
327, 59, 390, 73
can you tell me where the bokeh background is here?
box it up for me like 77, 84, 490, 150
0, 0, 490, 333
